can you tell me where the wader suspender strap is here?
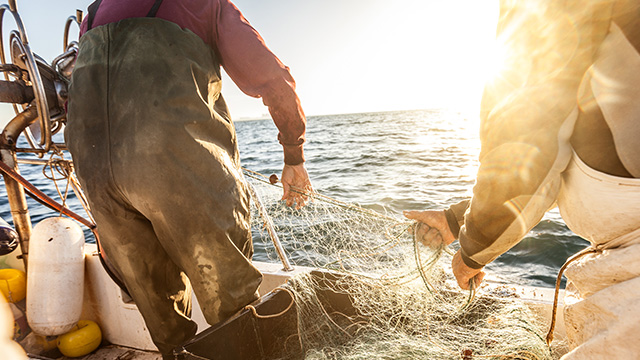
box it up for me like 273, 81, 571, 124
86, 0, 102, 30
146, 0, 165, 18
86, 0, 165, 31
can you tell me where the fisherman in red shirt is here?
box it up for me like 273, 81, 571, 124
65, 0, 312, 357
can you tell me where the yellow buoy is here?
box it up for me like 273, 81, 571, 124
35, 334, 59, 352
57, 320, 102, 358
0, 269, 26, 303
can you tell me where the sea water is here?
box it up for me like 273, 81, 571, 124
237, 109, 588, 288
0, 109, 588, 288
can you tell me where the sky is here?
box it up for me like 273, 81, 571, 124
8, 0, 499, 119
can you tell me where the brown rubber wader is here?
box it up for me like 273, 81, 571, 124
65, 17, 262, 355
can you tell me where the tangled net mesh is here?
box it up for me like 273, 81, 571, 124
244, 170, 554, 360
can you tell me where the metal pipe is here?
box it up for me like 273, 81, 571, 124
15, 143, 67, 153
63, 13, 81, 51
0, 79, 33, 104
2, 104, 37, 147
21, 45, 51, 150
0, 148, 30, 271
247, 182, 293, 272
0, 106, 39, 271
16, 158, 50, 165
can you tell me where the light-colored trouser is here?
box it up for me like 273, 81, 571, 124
558, 152, 640, 359
65, 18, 262, 355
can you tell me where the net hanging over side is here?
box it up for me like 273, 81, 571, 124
244, 169, 555, 360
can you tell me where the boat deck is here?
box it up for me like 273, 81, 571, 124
15, 249, 567, 359
26, 345, 161, 360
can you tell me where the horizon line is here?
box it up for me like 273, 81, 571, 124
234, 107, 474, 121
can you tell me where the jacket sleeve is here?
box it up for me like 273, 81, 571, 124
457, 0, 613, 268
214, 0, 306, 165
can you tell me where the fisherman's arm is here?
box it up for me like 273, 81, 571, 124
214, 0, 312, 206
457, 0, 611, 271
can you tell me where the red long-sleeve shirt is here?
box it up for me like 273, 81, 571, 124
80, 0, 306, 165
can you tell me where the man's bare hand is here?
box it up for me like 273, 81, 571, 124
403, 210, 455, 248
281, 164, 313, 209
452, 250, 485, 290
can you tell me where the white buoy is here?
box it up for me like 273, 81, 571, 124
27, 217, 85, 336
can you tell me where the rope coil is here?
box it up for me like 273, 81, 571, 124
0, 159, 94, 229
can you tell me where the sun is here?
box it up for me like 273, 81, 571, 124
387, 0, 502, 114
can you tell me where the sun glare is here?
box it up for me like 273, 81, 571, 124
300, 0, 501, 116
404, 0, 501, 115
479, 37, 508, 88
210, 0, 502, 118
375, 0, 501, 115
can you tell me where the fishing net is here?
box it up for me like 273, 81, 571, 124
244, 169, 555, 360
